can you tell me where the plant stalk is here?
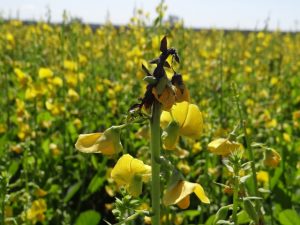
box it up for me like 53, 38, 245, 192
150, 100, 162, 225
232, 166, 239, 225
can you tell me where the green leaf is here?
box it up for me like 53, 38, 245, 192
64, 181, 82, 203
75, 210, 101, 225
278, 209, 300, 225
67, 122, 78, 141
240, 174, 252, 183
182, 210, 201, 220
8, 160, 20, 178
87, 174, 104, 194
205, 215, 216, 225
42, 139, 50, 155
270, 167, 283, 190
237, 210, 251, 224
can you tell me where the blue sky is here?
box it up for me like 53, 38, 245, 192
0, 0, 299, 31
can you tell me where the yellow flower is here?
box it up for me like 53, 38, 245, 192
111, 154, 151, 197
208, 138, 240, 156
163, 180, 210, 209
0, 123, 7, 134
26, 199, 47, 224
10, 144, 23, 154
264, 148, 281, 168
75, 127, 123, 155
14, 68, 31, 86
51, 76, 63, 87
161, 101, 203, 139
45, 100, 65, 115
64, 60, 78, 71
67, 88, 80, 101
256, 171, 269, 184
38, 68, 53, 79
283, 133, 291, 143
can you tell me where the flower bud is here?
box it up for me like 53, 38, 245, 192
264, 148, 281, 168
162, 120, 180, 150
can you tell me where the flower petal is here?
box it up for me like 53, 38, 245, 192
177, 195, 190, 209
111, 154, 133, 186
180, 104, 203, 138
163, 180, 194, 206
194, 183, 210, 204
163, 181, 210, 207
161, 101, 189, 129
75, 133, 103, 153
208, 138, 240, 156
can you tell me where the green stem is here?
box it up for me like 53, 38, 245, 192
1, 175, 7, 225
232, 83, 264, 224
150, 101, 162, 225
232, 83, 258, 194
232, 166, 239, 225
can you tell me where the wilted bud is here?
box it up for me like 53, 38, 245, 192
152, 85, 175, 110
75, 126, 123, 155
264, 148, 281, 168
162, 120, 180, 150
208, 138, 240, 156
174, 85, 190, 103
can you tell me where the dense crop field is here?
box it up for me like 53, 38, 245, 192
0, 9, 300, 225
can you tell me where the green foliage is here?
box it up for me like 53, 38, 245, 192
75, 210, 101, 225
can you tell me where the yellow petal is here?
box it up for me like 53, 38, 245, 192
111, 154, 133, 186
128, 175, 143, 197
180, 104, 203, 138
163, 181, 209, 207
129, 157, 152, 183
171, 101, 189, 127
161, 101, 189, 128
208, 138, 240, 156
96, 127, 123, 155
194, 183, 210, 204
75, 133, 103, 153
161, 110, 173, 128
111, 154, 151, 195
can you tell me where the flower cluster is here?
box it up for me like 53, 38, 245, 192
74, 37, 210, 216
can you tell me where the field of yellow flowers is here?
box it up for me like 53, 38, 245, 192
0, 10, 300, 225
